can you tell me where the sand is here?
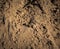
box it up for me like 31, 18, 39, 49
0, 0, 60, 49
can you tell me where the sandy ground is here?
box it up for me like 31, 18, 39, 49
0, 0, 60, 49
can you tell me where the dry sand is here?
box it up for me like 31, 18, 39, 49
0, 0, 60, 49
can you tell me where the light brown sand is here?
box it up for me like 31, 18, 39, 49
0, 0, 60, 49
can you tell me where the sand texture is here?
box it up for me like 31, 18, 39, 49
0, 0, 60, 49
